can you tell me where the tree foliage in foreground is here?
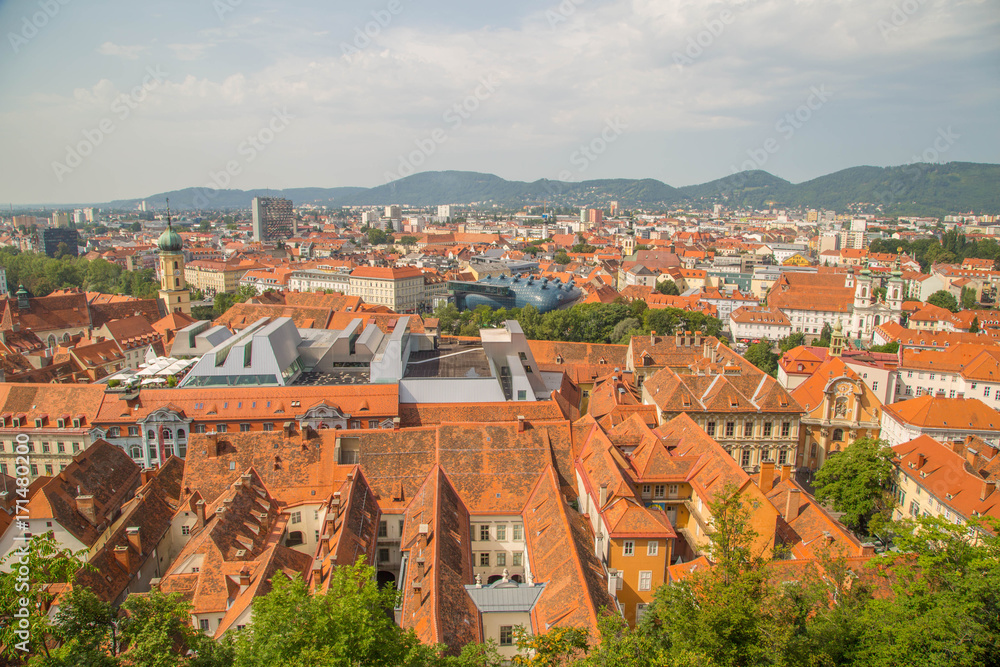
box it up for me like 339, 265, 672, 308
812, 436, 896, 538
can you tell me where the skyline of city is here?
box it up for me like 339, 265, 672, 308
1, 0, 998, 204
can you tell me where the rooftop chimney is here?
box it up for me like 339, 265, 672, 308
780, 465, 792, 483
785, 489, 801, 521
239, 566, 251, 593
393, 417, 401, 431
140, 468, 154, 486
860, 543, 875, 557
195, 499, 206, 529
517, 415, 525, 433
113, 545, 131, 571
759, 461, 775, 494
599, 483, 608, 508
966, 448, 979, 467
981, 480, 997, 501
916, 454, 927, 469
126, 526, 141, 555
75, 495, 97, 525
650, 331, 656, 345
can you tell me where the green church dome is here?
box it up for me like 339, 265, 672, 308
157, 224, 183, 252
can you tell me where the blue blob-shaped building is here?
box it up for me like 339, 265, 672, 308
447, 274, 584, 313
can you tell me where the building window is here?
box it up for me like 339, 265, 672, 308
479, 552, 490, 567
986, 387, 992, 398
512, 552, 522, 567
781, 422, 791, 437
636, 603, 649, 623
499, 626, 514, 647
182, 525, 191, 536
194, 424, 207, 433
378, 548, 390, 563
623, 540, 634, 556
263, 423, 274, 432
668, 484, 678, 496
654, 484, 665, 499
496, 524, 506, 541
647, 541, 659, 556
199, 619, 209, 631
638, 571, 652, 591
513, 524, 523, 541
909, 501, 920, 517
741, 450, 751, 467
291, 511, 301, 524
832, 428, 844, 442
480, 524, 490, 542
763, 422, 773, 437
778, 449, 788, 465
44, 464, 53, 475
725, 422, 735, 437
744, 421, 754, 437
217, 424, 228, 433
706, 421, 716, 436
378, 521, 388, 538
240, 423, 252, 432
517, 390, 526, 401
30, 464, 38, 476
368, 420, 379, 429
57, 442, 65, 453
872, 381, 878, 391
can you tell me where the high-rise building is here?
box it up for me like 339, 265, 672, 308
84, 208, 96, 223
385, 205, 401, 219
12, 215, 36, 228
36, 228, 79, 257
437, 205, 452, 221
251, 197, 296, 242
157, 216, 191, 315
361, 210, 380, 226
587, 209, 603, 225
51, 212, 69, 228
72, 210, 85, 225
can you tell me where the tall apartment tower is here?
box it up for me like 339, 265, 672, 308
385, 205, 401, 219
157, 202, 191, 315
251, 196, 296, 242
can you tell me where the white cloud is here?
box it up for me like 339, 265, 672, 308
96, 41, 147, 60
168, 43, 213, 61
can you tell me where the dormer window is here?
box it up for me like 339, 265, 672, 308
34, 418, 43, 428
56, 419, 65, 428
72, 418, 82, 428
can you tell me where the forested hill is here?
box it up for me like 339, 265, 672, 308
105, 162, 999, 214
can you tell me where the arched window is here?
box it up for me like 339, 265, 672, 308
173, 261, 178, 270
162, 428, 173, 440
62, 332, 71, 342
130, 446, 142, 459
176, 429, 186, 439
146, 430, 155, 440
286, 531, 304, 547
832, 428, 844, 442
47, 334, 56, 348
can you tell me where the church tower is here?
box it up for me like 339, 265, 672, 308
830, 319, 845, 357
157, 200, 191, 315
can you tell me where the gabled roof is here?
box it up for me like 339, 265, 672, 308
398, 466, 480, 653
883, 395, 1000, 431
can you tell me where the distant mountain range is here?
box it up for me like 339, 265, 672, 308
106, 162, 1000, 216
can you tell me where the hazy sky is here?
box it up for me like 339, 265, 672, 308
1, 0, 997, 204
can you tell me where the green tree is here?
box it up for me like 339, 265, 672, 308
553, 252, 572, 265
117, 589, 230, 667
812, 436, 895, 537
653, 280, 679, 296
744, 341, 779, 375
213, 291, 237, 317
961, 286, 978, 310
970, 316, 980, 333
0, 534, 84, 662
927, 289, 959, 312
868, 341, 899, 354
399, 235, 419, 246
231, 562, 436, 667
778, 332, 806, 353
129, 222, 143, 233
511, 626, 589, 667
852, 515, 1000, 667
367, 228, 393, 246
